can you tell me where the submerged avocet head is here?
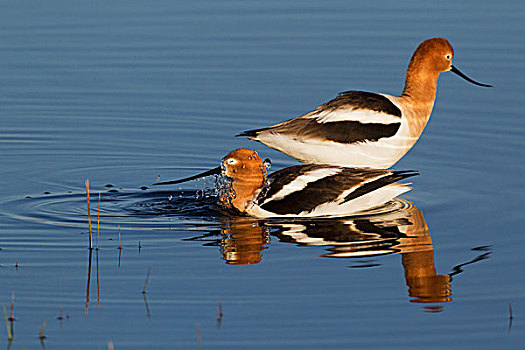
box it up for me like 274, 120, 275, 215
152, 148, 268, 213
219, 148, 267, 212
221, 148, 267, 182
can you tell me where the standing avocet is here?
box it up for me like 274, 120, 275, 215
237, 38, 491, 168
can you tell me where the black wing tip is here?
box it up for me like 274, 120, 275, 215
340, 169, 419, 204
390, 170, 419, 182
236, 126, 274, 138
236, 130, 255, 137
392, 170, 419, 178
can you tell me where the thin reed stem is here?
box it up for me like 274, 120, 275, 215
196, 324, 202, 350
85, 180, 92, 250
9, 292, 14, 337
39, 319, 47, 339
118, 225, 122, 250
142, 267, 151, 294
2, 305, 12, 341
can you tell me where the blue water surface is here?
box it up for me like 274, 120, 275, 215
1, 0, 524, 349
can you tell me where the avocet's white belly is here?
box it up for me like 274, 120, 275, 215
255, 94, 425, 168
256, 122, 415, 168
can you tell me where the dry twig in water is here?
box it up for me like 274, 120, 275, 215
196, 324, 202, 350
217, 299, 223, 328
39, 319, 48, 339
118, 225, 122, 250
85, 179, 92, 249
2, 305, 13, 341
142, 267, 151, 294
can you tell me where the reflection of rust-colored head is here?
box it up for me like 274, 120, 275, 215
221, 219, 268, 265
402, 252, 451, 304
220, 149, 267, 213
399, 206, 451, 304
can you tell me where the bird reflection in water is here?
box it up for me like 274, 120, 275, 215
185, 201, 491, 310
188, 203, 457, 309
220, 218, 270, 265
270, 204, 452, 307
183, 217, 270, 266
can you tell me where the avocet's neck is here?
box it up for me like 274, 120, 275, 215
228, 178, 265, 213
400, 65, 439, 107
392, 62, 440, 141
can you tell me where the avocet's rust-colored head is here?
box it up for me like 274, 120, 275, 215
220, 148, 267, 213
221, 148, 267, 182
409, 38, 455, 74
402, 38, 491, 102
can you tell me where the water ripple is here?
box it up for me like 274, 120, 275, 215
0, 188, 221, 231
0, 186, 410, 232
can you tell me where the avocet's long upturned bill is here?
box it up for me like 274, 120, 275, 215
153, 149, 418, 218
237, 38, 492, 168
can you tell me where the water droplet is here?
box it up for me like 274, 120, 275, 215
263, 158, 272, 170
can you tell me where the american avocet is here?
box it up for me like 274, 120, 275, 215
153, 148, 417, 218
237, 38, 491, 168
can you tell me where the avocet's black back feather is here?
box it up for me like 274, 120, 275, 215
257, 166, 415, 216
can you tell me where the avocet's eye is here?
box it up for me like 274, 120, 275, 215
226, 158, 237, 165
445, 54, 452, 60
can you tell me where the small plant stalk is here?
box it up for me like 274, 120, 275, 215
85, 179, 92, 249
142, 267, 151, 294
39, 319, 48, 339
3, 305, 13, 341
118, 225, 122, 250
